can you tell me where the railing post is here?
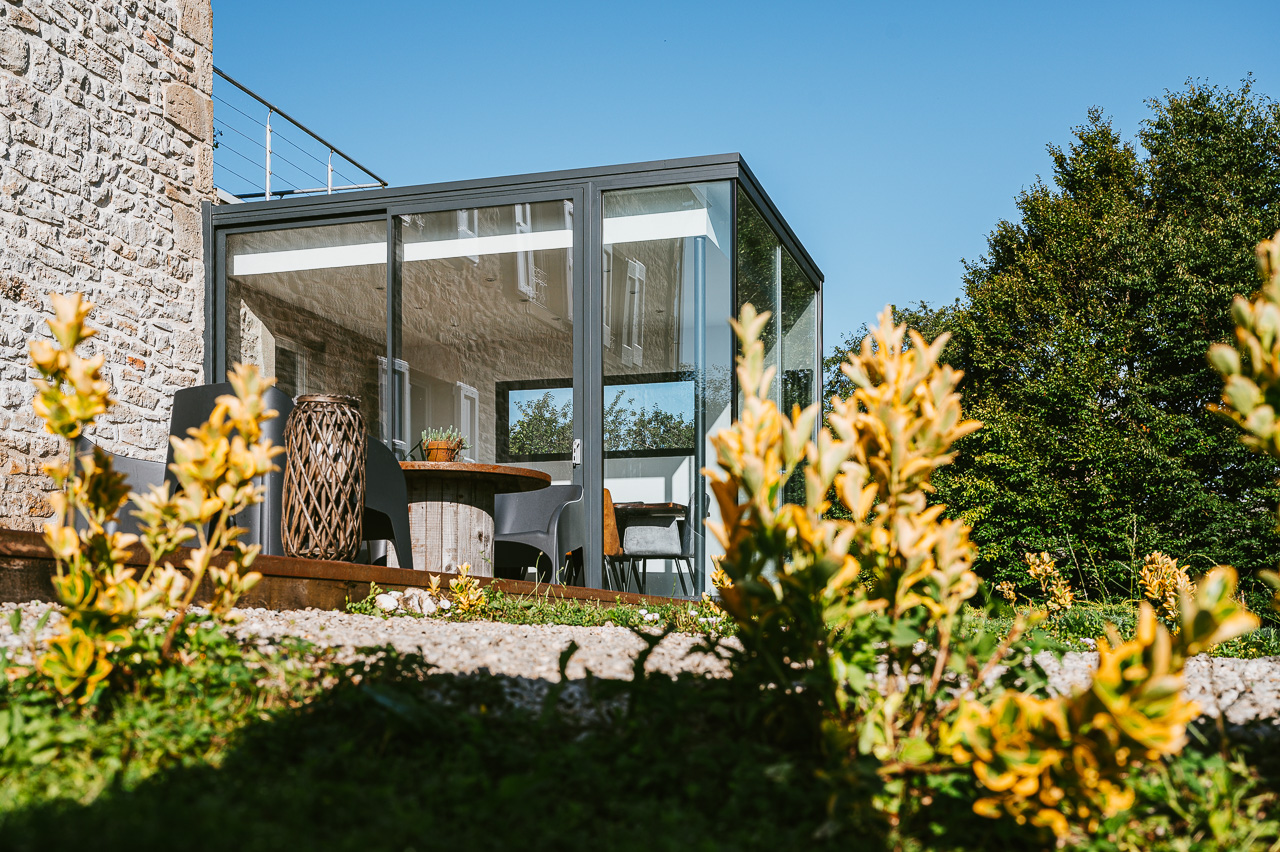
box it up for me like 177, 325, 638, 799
213, 66, 387, 199
264, 108, 273, 199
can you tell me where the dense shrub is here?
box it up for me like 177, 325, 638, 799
826, 80, 1280, 599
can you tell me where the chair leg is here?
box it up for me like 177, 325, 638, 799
674, 558, 691, 597
606, 557, 626, 592
629, 558, 647, 594
390, 504, 415, 572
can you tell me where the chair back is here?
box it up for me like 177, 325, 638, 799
165, 382, 294, 555
72, 435, 165, 538
362, 437, 413, 570
602, 488, 623, 557
494, 484, 583, 535
621, 514, 681, 558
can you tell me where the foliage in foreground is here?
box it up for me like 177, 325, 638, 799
4, 635, 1280, 852
708, 304, 1258, 844
20, 292, 280, 704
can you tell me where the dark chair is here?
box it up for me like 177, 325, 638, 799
166, 383, 414, 568
165, 383, 293, 556
493, 484, 583, 583
619, 500, 697, 596
71, 435, 166, 537
361, 438, 415, 571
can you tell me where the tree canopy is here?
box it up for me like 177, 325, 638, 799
826, 80, 1280, 596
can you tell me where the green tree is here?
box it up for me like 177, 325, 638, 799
508, 389, 697, 456
828, 80, 1280, 599
508, 392, 573, 455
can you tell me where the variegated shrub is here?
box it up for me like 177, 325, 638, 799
29, 293, 281, 703
707, 303, 1256, 841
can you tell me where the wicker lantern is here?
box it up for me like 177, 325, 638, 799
281, 394, 367, 561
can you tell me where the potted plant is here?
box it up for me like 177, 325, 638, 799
421, 426, 470, 461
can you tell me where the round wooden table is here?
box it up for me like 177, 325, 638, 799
398, 462, 550, 576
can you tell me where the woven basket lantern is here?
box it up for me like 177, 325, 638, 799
281, 394, 367, 561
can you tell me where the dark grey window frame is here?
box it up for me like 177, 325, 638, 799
204, 153, 823, 594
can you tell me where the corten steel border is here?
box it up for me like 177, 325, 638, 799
204, 153, 824, 598
0, 529, 687, 611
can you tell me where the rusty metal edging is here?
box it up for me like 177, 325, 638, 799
0, 528, 686, 609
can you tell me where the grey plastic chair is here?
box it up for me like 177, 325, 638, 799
620, 500, 697, 596
493, 484, 584, 583
166, 382, 414, 568
71, 435, 166, 538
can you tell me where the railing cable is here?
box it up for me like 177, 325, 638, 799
212, 66, 387, 200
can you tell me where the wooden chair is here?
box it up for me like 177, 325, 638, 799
602, 488, 632, 591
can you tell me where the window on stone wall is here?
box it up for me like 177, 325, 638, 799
622, 258, 645, 367
458, 209, 479, 263
602, 247, 614, 348
274, 338, 306, 398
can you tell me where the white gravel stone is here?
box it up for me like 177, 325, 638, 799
6, 600, 1280, 730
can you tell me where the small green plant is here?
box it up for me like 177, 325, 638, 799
345, 582, 386, 616
421, 426, 470, 449
1023, 550, 1075, 613
1139, 551, 1194, 624
448, 564, 486, 615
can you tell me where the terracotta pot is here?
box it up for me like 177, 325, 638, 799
425, 439, 463, 462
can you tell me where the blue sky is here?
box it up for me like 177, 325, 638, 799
212, 0, 1280, 348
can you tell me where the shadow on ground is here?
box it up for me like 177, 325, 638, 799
1, 651, 845, 852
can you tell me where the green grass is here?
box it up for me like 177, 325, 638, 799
966, 599, 1280, 659
351, 581, 1280, 660
345, 582, 736, 636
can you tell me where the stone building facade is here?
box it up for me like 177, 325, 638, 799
0, 0, 214, 530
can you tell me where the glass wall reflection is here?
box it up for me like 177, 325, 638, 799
602, 181, 733, 596
737, 191, 820, 505
225, 220, 387, 436
395, 200, 575, 481
736, 188, 781, 404
215, 167, 819, 596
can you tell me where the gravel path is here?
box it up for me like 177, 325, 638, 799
5, 601, 1280, 729
0, 601, 733, 683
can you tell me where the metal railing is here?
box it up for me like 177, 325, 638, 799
212, 66, 387, 200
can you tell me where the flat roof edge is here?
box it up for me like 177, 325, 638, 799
209, 151, 823, 285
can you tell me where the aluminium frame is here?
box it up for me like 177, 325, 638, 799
203, 153, 824, 594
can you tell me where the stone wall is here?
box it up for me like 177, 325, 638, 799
0, 0, 214, 530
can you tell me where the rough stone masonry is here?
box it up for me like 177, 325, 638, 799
0, 0, 213, 529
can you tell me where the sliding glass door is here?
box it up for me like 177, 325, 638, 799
599, 181, 733, 596
224, 219, 388, 438
386, 193, 584, 573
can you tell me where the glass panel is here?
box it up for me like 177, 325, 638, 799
602, 181, 733, 596
736, 188, 781, 406
781, 249, 818, 415
780, 249, 818, 505
396, 199, 575, 482
225, 220, 387, 435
